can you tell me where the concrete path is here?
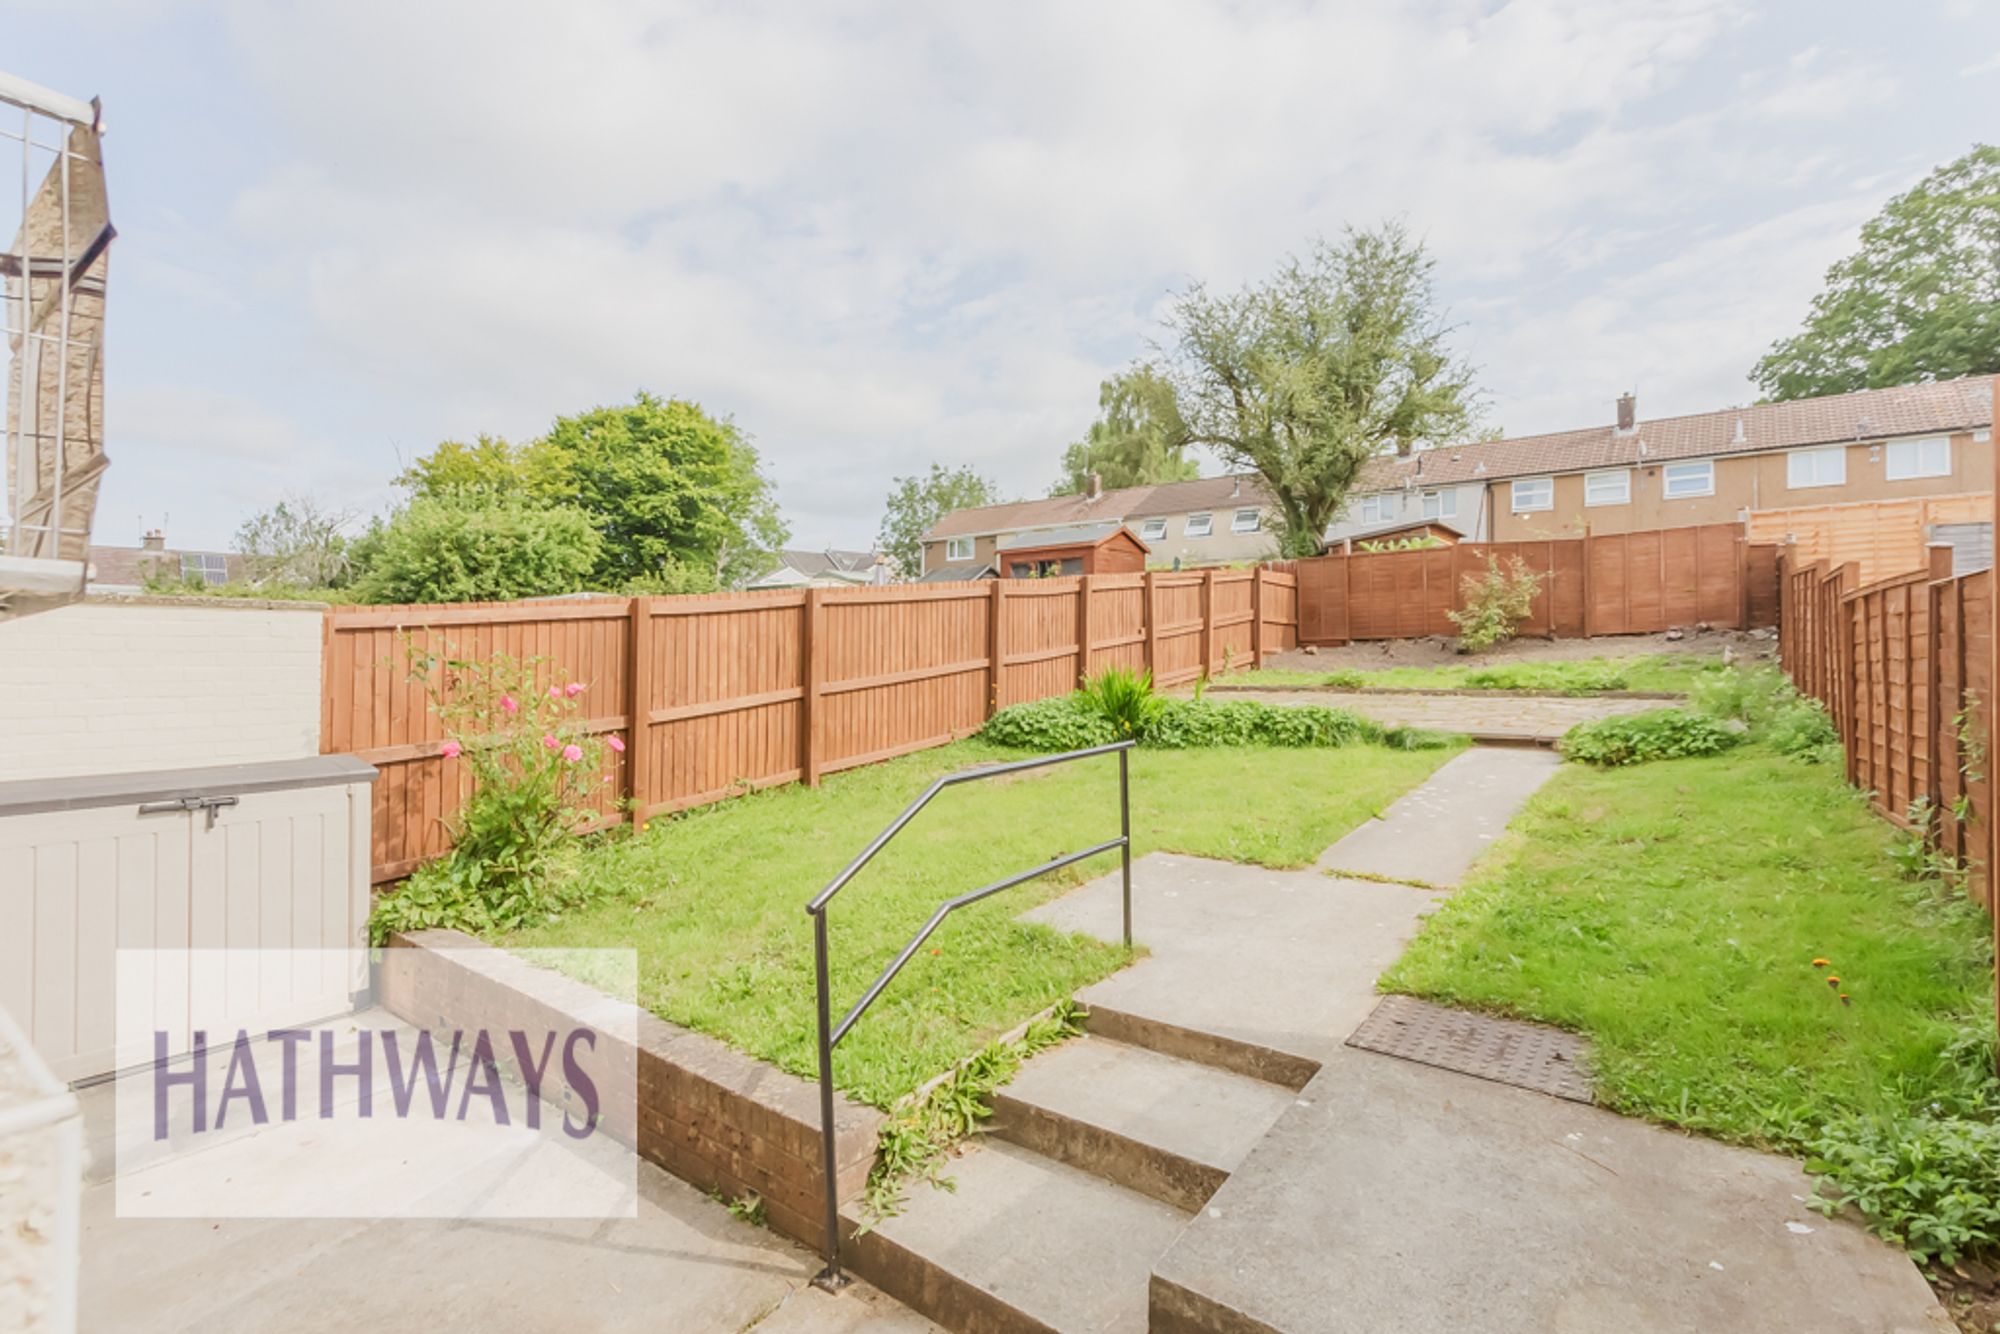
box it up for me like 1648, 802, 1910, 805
1215, 686, 1663, 743
1317, 744, 1560, 886
1016, 745, 1949, 1333
75, 1012, 937, 1334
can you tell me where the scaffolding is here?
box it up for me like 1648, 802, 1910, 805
0, 71, 113, 622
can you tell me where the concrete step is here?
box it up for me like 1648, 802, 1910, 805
844, 1139, 1190, 1334
1081, 1000, 1320, 1091
988, 1036, 1297, 1212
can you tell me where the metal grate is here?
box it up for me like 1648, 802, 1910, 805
1346, 995, 1594, 1103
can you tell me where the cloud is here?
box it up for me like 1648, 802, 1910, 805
38, 0, 1997, 548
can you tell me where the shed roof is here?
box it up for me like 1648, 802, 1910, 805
996, 522, 1147, 553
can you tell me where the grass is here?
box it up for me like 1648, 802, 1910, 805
1382, 745, 1996, 1150
505, 736, 1462, 1107
1228, 653, 1724, 695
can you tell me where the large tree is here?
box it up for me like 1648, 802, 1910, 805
234, 494, 354, 589
1754, 145, 2000, 401
1164, 224, 1478, 556
394, 394, 788, 589
877, 463, 1001, 575
1051, 364, 1199, 495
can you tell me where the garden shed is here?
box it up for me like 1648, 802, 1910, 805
997, 523, 1149, 578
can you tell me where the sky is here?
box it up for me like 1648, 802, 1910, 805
7, 0, 2000, 552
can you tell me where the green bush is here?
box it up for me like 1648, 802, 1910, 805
1689, 663, 1794, 730
1078, 667, 1164, 740
1558, 709, 1743, 767
1382, 726, 1459, 751
1144, 699, 1377, 749
1807, 1112, 2000, 1266
1448, 555, 1542, 651
1765, 696, 1841, 761
979, 695, 1119, 751
1462, 662, 1628, 694
352, 495, 605, 604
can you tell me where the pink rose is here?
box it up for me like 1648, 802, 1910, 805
499, 694, 519, 715
542, 733, 560, 750
439, 739, 462, 759
565, 682, 586, 698
548, 685, 563, 700
561, 744, 583, 763
606, 735, 626, 754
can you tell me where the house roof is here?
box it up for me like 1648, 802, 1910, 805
1353, 375, 1996, 494
772, 547, 879, 577
925, 473, 1273, 542
995, 523, 1146, 553
86, 542, 242, 589
916, 562, 994, 583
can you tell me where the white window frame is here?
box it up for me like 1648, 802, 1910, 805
1231, 507, 1261, 534
1138, 518, 1168, 542
1420, 489, 1456, 520
1184, 512, 1213, 538
1356, 494, 1391, 524
1510, 477, 1553, 513
945, 536, 974, 562
1583, 470, 1630, 507
1786, 446, 1846, 490
1884, 436, 1950, 481
1661, 460, 1714, 499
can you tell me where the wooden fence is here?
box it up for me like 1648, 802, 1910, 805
325, 568, 1300, 882
1776, 544, 1993, 913
1748, 492, 1993, 583
1292, 523, 1779, 645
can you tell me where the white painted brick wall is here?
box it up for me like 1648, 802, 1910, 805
0, 599, 323, 781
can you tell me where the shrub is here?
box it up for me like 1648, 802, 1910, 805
979, 695, 1118, 751
370, 647, 620, 943
1448, 555, 1542, 651
352, 494, 605, 604
1765, 696, 1841, 762
1807, 1112, 2000, 1266
1462, 662, 1628, 695
1689, 663, 1793, 731
1078, 667, 1163, 739
1382, 726, 1459, 750
1145, 699, 1378, 749
1558, 709, 1742, 767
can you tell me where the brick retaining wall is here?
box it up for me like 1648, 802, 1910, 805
379, 930, 883, 1249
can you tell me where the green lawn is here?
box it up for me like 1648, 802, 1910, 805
507, 737, 1462, 1106
1382, 746, 1996, 1148
1229, 653, 1723, 695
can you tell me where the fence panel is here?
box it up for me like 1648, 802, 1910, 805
1295, 523, 1769, 645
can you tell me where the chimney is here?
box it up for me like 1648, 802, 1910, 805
1085, 471, 1102, 501
141, 528, 165, 552
1615, 392, 1637, 435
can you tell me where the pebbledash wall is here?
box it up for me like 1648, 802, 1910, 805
0, 597, 324, 782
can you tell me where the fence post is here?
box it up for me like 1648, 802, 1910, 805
987, 579, 1006, 717
1250, 566, 1265, 669
627, 595, 652, 820
1076, 575, 1094, 687
1143, 570, 1159, 679
802, 589, 825, 786
1201, 568, 1216, 676
1580, 532, 1594, 639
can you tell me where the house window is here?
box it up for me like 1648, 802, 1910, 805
1510, 477, 1553, 512
1139, 518, 1168, 541
1885, 436, 1950, 480
1584, 470, 1630, 507
1184, 512, 1213, 538
945, 536, 974, 562
1787, 446, 1846, 489
1662, 460, 1714, 498
181, 553, 228, 585
1420, 489, 1456, 520
1231, 507, 1262, 534
1357, 494, 1392, 523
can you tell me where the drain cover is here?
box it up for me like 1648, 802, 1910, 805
1346, 995, 1593, 1103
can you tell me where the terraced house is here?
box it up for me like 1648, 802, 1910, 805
1332, 375, 1995, 575
920, 473, 1277, 579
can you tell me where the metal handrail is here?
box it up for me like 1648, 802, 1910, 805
804, 739, 1134, 1290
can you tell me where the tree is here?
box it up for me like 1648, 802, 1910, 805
350, 495, 604, 604
395, 394, 788, 588
1164, 224, 1478, 556
234, 495, 355, 589
1754, 145, 2000, 401
1051, 365, 1199, 495
877, 463, 1001, 575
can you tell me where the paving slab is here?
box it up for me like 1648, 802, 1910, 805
1151, 1048, 1951, 1334
1315, 744, 1560, 887
1024, 854, 1438, 1073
